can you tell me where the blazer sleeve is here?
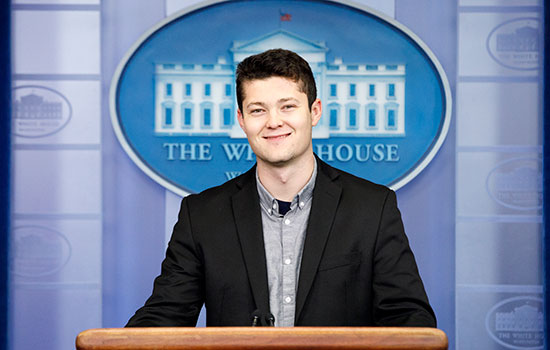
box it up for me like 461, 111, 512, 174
371, 190, 437, 327
126, 197, 204, 327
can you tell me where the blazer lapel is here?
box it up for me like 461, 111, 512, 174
231, 169, 270, 316
295, 160, 342, 323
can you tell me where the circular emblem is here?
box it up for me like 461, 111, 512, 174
485, 296, 543, 350
11, 226, 72, 277
111, 0, 451, 195
486, 17, 540, 71
13, 85, 72, 138
486, 157, 542, 210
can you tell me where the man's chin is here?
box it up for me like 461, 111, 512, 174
257, 154, 294, 167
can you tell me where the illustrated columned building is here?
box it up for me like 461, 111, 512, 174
154, 30, 405, 138
496, 26, 539, 52
495, 305, 543, 332
14, 93, 62, 120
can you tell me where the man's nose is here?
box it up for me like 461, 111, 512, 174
266, 110, 283, 128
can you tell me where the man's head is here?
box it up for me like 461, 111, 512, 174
236, 49, 317, 112
235, 49, 322, 169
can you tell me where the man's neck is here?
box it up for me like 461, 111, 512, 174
257, 154, 316, 202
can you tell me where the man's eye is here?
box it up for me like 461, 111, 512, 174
282, 105, 296, 110
250, 109, 264, 114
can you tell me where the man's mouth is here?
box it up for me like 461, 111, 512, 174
263, 133, 291, 140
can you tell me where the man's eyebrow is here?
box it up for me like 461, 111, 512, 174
278, 97, 300, 104
245, 97, 300, 109
245, 101, 268, 109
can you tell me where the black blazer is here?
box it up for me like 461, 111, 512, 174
127, 158, 436, 327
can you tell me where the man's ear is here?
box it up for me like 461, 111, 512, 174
310, 99, 322, 127
237, 109, 245, 130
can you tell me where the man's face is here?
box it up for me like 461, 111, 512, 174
237, 77, 322, 168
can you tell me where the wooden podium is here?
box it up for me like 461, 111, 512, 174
76, 327, 448, 350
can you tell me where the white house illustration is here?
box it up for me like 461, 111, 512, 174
496, 25, 539, 52
495, 304, 543, 332
14, 93, 62, 120
154, 30, 405, 138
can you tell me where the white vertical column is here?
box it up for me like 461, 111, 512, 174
11, 2, 102, 350
455, 1, 543, 349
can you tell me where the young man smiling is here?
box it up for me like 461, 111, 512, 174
237, 74, 322, 202
127, 49, 436, 328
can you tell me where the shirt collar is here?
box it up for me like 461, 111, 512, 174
256, 161, 317, 217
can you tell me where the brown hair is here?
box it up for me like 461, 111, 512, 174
235, 48, 317, 111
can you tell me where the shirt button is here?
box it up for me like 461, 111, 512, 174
284, 219, 291, 225
284, 258, 292, 265
268, 209, 272, 215
284, 296, 292, 303
299, 201, 305, 208
272, 203, 277, 209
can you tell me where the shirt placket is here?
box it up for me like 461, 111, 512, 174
280, 202, 297, 326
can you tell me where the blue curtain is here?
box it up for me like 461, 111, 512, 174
0, 3, 10, 350
544, 2, 549, 350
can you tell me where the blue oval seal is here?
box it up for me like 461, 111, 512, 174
486, 17, 540, 71
13, 85, 72, 138
486, 157, 542, 211
111, 0, 451, 195
485, 296, 543, 350
11, 225, 72, 278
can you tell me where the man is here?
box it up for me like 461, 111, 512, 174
127, 49, 436, 327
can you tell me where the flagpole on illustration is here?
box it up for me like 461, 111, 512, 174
279, 9, 291, 29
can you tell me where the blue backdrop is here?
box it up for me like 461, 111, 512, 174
543, 2, 549, 349
0, 2, 10, 350
6, 1, 546, 350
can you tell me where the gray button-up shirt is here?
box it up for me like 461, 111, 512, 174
256, 163, 317, 326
